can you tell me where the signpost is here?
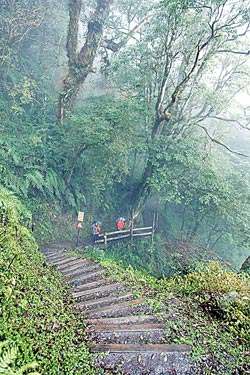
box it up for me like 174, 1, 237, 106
77, 211, 84, 222
76, 211, 84, 247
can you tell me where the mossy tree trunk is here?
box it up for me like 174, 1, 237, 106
58, 0, 113, 123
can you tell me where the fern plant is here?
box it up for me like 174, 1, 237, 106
0, 342, 40, 375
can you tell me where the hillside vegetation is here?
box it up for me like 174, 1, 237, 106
1, 192, 250, 374
0, 191, 97, 375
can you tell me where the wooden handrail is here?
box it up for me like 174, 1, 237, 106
133, 226, 152, 232
94, 225, 154, 245
133, 232, 152, 237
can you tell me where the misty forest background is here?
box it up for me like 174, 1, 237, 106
1, 0, 250, 275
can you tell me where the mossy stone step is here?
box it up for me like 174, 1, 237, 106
44, 252, 66, 261
85, 314, 158, 326
70, 277, 115, 293
87, 323, 167, 333
48, 256, 76, 265
72, 282, 125, 299
91, 343, 192, 353
63, 264, 103, 279
57, 258, 90, 270
62, 261, 96, 275
84, 298, 147, 318
70, 270, 104, 287
76, 292, 134, 311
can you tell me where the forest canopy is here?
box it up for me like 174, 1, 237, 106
0, 0, 249, 268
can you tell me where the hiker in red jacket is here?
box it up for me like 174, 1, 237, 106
116, 217, 125, 231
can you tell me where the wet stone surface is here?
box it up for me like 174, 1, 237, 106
94, 352, 192, 375
86, 303, 151, 319
88, 330, 170, 345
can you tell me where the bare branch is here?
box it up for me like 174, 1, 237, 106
209, 116, 250, 130
217, 49, 250, 55
196, 124, 248, 157
103, 11, 156, 52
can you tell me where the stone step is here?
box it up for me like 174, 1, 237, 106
61, 260, 95, 275
60, 261, 100, 276
73, 282, 126, 301
57, 258, 89, 270
87, 303, 150, 319
76, 292, 134, 311
87, 323, 167, 333
91, 343, 192, 353
45, 252, 66, 261
70, 277, 114, 293
84, 298, 147, 319
85, 315, 158, 326
40, 249, 61, 257
87, 324, 168, 345
92, 345, 192, 375
41, 242, 73, 255
63, 264, 103, 280
47, 256, 74, 266
50, 256, 80, 266
69, 270, 104, 287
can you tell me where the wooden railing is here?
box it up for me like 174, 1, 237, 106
95, 225, 154, 245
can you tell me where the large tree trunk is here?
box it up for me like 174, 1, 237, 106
129, 11, 219, 218
58, 0, 113, 123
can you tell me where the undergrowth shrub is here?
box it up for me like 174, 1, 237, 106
91, 237, 172, 277
165, 261, 250, 343
86, 252, 250, 373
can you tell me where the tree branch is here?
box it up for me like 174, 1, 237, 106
196, 124, 248, 157
103, 11, 156, 52
209, 116, 250, 130
217, 49, 250, 55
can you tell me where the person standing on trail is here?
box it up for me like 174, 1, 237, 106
92, 222, 100, 243
116, 217, 125, 231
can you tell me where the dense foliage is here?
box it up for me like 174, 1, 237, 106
0, 191, 97, 375
0, 0, 249, 264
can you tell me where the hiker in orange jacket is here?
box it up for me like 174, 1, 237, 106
116, 217, 125, 231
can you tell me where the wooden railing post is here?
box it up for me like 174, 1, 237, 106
104, 232, 107, 249
130, 218, 134, 241
151, 213, 156, 245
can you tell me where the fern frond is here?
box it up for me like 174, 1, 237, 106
75, 190, 86, 206
65, 192, 77, 208
0, 343, 40, 375
45, 168, 65, 198
0, 343, 4, 354
25, 170, 45, 193
18, 361, 39, 374
0, 345, 17, 373
17, 177, 30, 197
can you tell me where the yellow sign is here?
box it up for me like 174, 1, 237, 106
77, 211, 84, 222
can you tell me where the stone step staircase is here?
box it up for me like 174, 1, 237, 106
41, 246, 193, 374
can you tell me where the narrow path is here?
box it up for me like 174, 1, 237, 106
41, 243, 193, 375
